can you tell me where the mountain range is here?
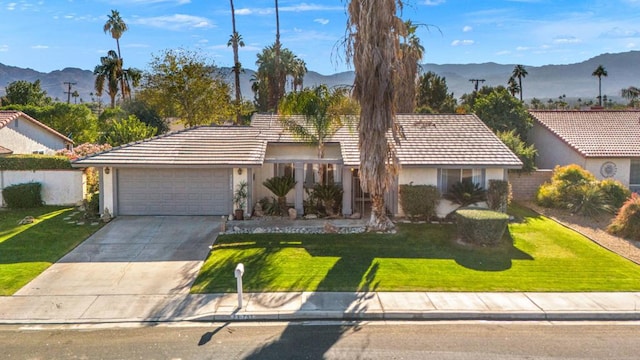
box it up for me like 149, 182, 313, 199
2, 51, 640, 104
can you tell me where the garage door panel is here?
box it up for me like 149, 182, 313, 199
118, 168, 231, 215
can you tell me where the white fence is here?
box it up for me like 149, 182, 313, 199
1, 170, 86, 206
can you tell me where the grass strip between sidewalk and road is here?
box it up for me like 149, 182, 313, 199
192, 204, 640, 293
0, 207, 103, 296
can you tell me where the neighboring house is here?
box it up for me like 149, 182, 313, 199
529, 110, 640, 192
72, 113, 522, 218
0, 110, 73, 154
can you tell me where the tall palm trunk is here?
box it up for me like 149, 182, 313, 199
274, 0, 281, 112
518, 76, 523, 102
230, 0, 242, 124
347, 0, 404, 231
115, 39, 126, 103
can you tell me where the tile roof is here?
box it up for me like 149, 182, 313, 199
0, 110, 74, 144
73, 113, 522, 169
73, 126, 267, 168
529, 110, 640, 158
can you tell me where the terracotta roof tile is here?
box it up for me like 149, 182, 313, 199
529, 110, 640, 157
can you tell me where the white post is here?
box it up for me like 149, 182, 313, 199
235, 263, 245, 309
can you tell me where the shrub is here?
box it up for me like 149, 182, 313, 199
84, 192, 100, 218
608, 193, 640, 241
0, 155, 72, 170
399, 184, 440, 219
311, 184, 343, 216
2, 182, 43, 208
258, 196, 280, 216
497, 130, 537, 173
599, 179, 631, 210
535, 164, 617, 216
486, 180, 512, 212
444, 179, 486, 206
262, 176, 296, 215
455, 208, 509, 245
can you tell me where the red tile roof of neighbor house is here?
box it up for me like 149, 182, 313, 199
0, 110, 74, 144
529, 110, 640, 157
73, 113, 523, 169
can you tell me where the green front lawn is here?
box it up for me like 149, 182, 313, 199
192, 205, 640, 293
0, 207, 102, 296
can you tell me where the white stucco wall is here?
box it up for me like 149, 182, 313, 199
0, 118, 68, 154
1, 170, 85, 206
529, 123, 586, 169
233, 168, 249, 215
585, 158, 631, 186
102, 168, 114, 215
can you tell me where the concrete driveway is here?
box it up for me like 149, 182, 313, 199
16, 216, 221, 296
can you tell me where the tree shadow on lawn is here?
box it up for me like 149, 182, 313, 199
192, 223, 533, 294
0, 207, 85, 265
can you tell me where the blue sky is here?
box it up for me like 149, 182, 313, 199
1, 0, 640, 75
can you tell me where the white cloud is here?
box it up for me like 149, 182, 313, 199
110, 0, 190, 4
462, 25, 472, 32
424, 0, 445, 5
314, 18, 329, 25
133, 14, 214, 30
235, 4, 343, 16
451, 39, 474, 46
601, 27, 640, 38
516, 46, 530, 51
496, 50, 511, 55
31, 45, 49, 49
627, 42, 638, 48
553, 36, 581, 44
7, 3, 16, 11
0, 45, 8, 52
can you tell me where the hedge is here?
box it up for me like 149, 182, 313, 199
0, 155, 72, 170
2, 182, 43, 208
399, 184, 440, 219
456, 208, 509, 246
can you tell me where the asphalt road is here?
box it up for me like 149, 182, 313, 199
2, 321, 639, 359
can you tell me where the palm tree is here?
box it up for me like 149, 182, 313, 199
592, 64, 608, 106
103, 10, 128, 101
291, 58, 307, 92
122, 67, 142, 100
228, 0, 244, 124
346, 0, 405, 231
396, 20, 424, 113
94, 50, 121, 108
621, 86, 640, 108
254, 45, 305, 112
511, 65, 527, 102
507, 76, 520, 97
274, 0, 281, 112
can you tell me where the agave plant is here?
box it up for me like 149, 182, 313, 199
444, 179, 486, 207
263, 176, 296, 215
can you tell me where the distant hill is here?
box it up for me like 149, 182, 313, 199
3, 51, 640, 104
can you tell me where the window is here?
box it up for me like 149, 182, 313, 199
303, 163, 343, 187
274, 163, 295, 179
630, 159, 640, 193
438, 168, 485, 194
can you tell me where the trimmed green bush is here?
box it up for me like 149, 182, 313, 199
0, 155, 72, 170
486, 180, 512, 212
263, 176, 296, 215
608, 193, 640, 241
456, 208, 509, 245
311, 184, 343, 216
84, 192, 100, 217
399, 184, 440, 219
2, 182, 43, 208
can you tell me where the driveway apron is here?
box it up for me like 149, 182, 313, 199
15, 216, 221, 296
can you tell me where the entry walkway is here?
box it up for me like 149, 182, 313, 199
1, 291, 639, 324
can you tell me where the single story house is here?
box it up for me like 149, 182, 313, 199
529, 110, 640, 192
72, 113, 522, 218
0, 110, 73, 154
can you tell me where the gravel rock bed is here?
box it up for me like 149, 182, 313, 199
224, 225, 367, 235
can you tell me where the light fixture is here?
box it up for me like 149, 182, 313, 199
237, 168, 243, 175
104, 167, 111, 175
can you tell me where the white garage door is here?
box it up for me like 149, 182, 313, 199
117, 168, 231, 215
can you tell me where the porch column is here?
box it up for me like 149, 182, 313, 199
294, 162, 304, 215
342, 168, 353, 216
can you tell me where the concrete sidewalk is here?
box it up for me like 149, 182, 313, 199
1, 291, 639, 324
